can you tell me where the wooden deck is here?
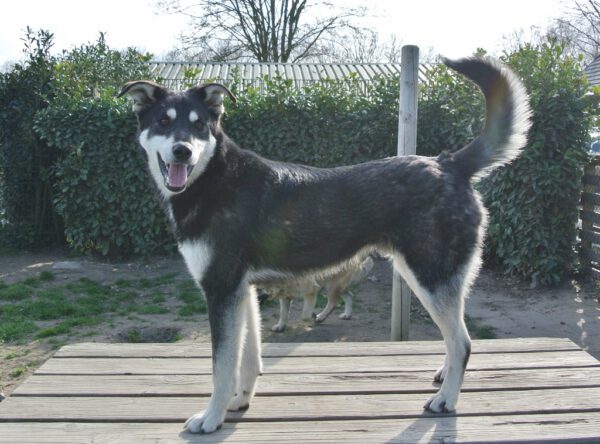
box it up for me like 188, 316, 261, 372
1, 338, 600, 442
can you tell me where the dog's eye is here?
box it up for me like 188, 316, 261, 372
159, 117, 170, 127
193, 120, 205, 130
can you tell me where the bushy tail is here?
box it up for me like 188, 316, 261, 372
443, 56, 532, 179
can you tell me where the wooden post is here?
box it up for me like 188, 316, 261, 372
391, 45, 419, 341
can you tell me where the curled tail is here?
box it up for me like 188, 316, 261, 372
443, 56, 532, 179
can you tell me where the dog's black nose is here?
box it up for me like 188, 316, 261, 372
173, 144, 192, 161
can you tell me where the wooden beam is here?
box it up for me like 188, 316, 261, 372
391, 45, 419, 341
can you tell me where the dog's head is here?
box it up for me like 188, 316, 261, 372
118, 81, 235, 197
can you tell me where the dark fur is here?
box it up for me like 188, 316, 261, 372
172, 144, 479, 293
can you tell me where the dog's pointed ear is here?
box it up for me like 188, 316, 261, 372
118, 81, 165, 113
191, 83, 236, 116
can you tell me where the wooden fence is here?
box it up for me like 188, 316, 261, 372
580, 155, 600, 278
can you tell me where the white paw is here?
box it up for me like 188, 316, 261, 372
433, 364, 447, 383
184, 409, 225, 434
271, 323, 285, 332
424, 392, 456, 413
339, 313, 352, 320
228, 391, 251, 411
315, 310, 331, 323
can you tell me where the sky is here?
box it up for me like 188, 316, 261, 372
0, 0, 569, 67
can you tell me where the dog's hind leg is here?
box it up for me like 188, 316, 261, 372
300, 286, 318, 321
184, 278, 247, 434
393, 254, 473, 413
339, 291, 353, 320
272, 297, 291, 332
229, 285, 262, 411
315, 284, 341, 323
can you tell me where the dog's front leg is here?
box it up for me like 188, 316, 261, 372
184, 280, 246, 434
229, 286, 262, 411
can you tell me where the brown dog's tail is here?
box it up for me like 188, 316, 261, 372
443, 56, 532, 179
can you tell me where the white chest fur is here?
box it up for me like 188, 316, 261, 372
178, 239, 213, 284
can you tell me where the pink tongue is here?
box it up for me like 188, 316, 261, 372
168, 164, 188, 188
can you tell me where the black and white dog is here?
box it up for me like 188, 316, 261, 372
118, 57, 530, 433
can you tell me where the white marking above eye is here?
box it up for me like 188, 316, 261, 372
189, 111, 199, 122
167, 108, 177, 120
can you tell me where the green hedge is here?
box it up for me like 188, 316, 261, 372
224, 75, 400, 166
0, 29, 60, 248
478, 43, 597, 285
35, 97, 172, 256
3, 32, 599, 285
32, 35, 172, 257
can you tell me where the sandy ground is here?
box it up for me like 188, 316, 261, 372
1, 250, 599, 398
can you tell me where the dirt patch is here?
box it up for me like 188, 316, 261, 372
1, 250, 599, 398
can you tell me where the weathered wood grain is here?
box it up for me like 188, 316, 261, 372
13, 367, 600, 397
2, 339, 599, 443
0, 414, 599, 444
2, 387, 600, 422
35, 351, 600, 375
53, 337, 579, 358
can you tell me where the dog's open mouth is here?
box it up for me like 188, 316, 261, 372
157, 153, 194, 192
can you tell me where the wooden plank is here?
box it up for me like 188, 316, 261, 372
581, 249, 600, 264
53, 338, 580, 358
582, 174, 600, 188
580, 210, 600, 227
13, 367, 600, 397
0, 414, 598, 444
582, 163, 600, 272
2, 387, 600, 422
581, 191, 600, 206
583, 266, 600, 280
580, 228, 600, 244
1, 414, 599, 444
35, 351, 600, 375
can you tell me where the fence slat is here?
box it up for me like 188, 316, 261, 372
580, 210, 600, 226
581, 192, 600, 207
580, 229, 600, 245
581, 162, 599, 276
582, 174, 600, 188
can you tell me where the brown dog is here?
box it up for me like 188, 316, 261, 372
265, 256, 374, 332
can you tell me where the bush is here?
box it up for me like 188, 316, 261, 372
224, 74, 400, 167
35, 97, 172, 256
0, 29, 61, 248
478, 41, 598, 285
417, 61, 484, 156
34, 34, 172, 257
5, 32, 597, 285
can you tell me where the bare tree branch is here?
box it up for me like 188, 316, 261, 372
555, 0, 600, 61
156, 0, 365, 62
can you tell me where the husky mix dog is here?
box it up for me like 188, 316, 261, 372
118, 56, 531, 434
